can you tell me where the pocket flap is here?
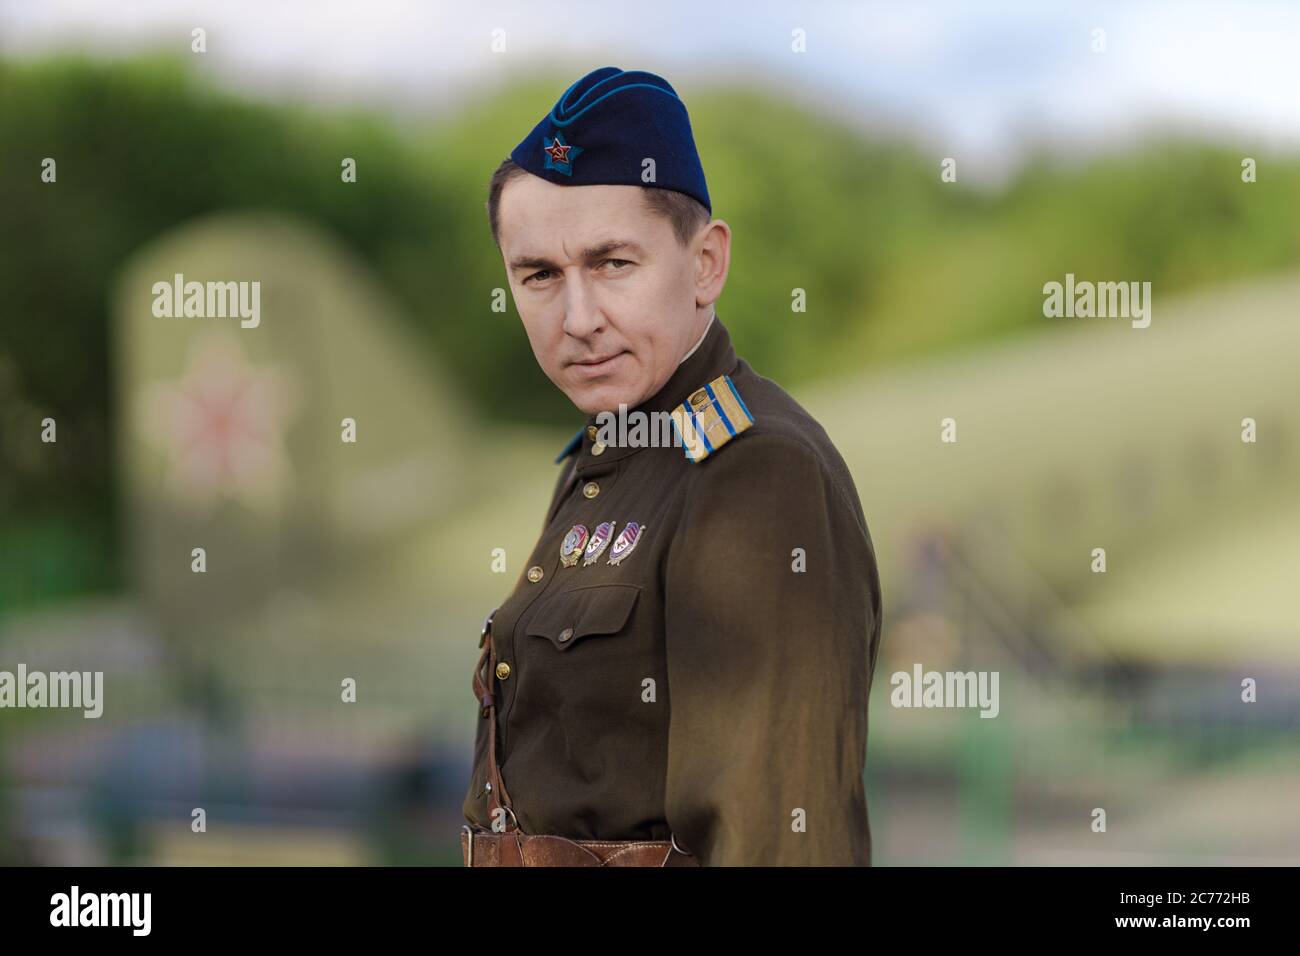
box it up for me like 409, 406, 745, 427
524, 584, 641, 651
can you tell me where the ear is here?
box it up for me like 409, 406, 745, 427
693, 219, 731, 308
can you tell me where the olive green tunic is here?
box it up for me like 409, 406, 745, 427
462, 314, 883, 865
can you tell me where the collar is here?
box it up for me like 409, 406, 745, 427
553, 311, 738, 465
678, 310, 715, 363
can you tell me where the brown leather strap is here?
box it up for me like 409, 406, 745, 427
461, 827, 699, 867
471, 609, 516, 829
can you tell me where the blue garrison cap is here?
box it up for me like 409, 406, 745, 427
510, 66, 711, 213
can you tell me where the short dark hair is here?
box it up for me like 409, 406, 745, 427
486, 157, 711, 248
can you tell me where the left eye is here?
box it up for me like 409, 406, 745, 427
602, 259, 631, 271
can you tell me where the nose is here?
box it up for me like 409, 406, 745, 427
560, 271, 606, 340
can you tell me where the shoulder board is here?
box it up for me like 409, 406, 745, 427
669, 373, 755, 463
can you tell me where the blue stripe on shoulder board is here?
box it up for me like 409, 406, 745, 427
704, 381, 736, 437
695, 408, 714, 454
725, 374, 755, 424
669, 408, 694, 461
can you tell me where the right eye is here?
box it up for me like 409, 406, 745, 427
524, 270, 555, 285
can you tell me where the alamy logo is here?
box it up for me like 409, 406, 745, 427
50, 886, 151, 936
0, 664, 103, 718
595, 405, 682, 448
1042, 272, 1151, 328
890, 663, 1000, 718
152, 272, 261, 328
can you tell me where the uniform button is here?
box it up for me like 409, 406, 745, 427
495, 661, 511, 680
591, 441, 606, 456
526, 565, 544, 583
582, 481, 600, 499
558, 627, 574, 643
586, 425, 599, 441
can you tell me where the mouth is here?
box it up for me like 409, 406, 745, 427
569, 351, 628, 377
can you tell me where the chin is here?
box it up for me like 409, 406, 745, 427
567, 380, 642, 416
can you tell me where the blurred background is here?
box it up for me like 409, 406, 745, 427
1, 0, 1298, 865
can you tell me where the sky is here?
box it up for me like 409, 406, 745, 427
3, 0, 1298, 182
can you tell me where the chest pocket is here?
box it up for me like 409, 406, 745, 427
524, 584, 641, 651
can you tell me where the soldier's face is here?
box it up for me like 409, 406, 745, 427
498, 177, 712, 415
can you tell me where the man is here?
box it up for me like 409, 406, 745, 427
461, 66, 883, 866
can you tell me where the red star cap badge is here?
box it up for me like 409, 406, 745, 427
544, 138, 571, 164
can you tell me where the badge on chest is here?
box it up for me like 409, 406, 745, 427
559, 524, 589, 567
560, 520, 647, 568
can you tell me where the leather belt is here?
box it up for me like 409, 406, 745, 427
462, 825, 699, 867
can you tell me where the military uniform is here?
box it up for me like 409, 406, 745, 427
461, 65, 882, 866
461, 313, 883, 865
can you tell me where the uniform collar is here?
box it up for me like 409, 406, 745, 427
554, 311, 738, 465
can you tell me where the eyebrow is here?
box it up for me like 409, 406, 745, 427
509, 239, 647, 274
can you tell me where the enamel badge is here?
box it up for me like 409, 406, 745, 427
542, 132, 583, 176
607, 522, 645, 566
560, 524, 589, 568
582, 521, 616, 566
